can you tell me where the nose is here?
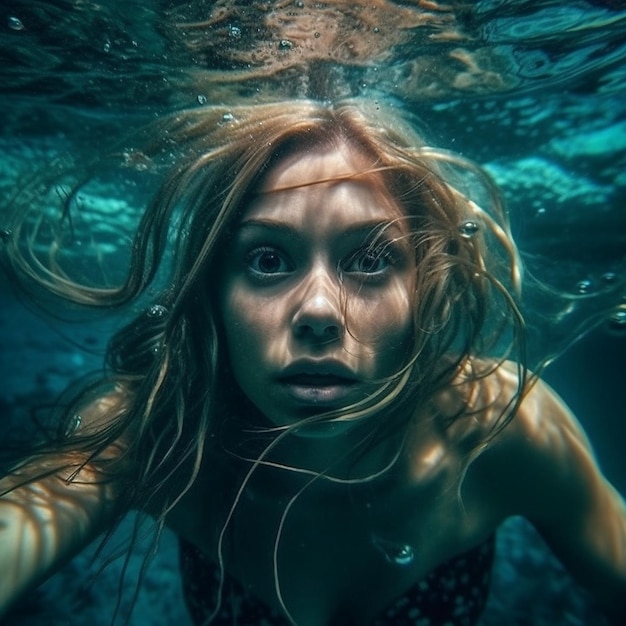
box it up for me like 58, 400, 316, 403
292, 269, 344, 342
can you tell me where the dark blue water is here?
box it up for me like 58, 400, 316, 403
1, 1, 625, 624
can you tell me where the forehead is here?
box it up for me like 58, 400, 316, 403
243, 140, 405, 227
261, 140, 376, 190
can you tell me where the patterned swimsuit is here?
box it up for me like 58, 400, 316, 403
179, 536, 495, 626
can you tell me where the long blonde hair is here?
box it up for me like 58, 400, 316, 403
1, 99, 526, 622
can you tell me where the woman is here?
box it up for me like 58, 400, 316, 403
1, 100, 624, 625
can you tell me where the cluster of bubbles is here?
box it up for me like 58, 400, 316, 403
563, 273, 626, 336
575, 272, 618, 296
453, 220, 625, 336
146, 305, 169, 355
147, 304, 168, 319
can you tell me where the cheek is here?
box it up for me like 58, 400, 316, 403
220, 286, 289, 371
221, 288, 257, 357
346, 280, 413, 365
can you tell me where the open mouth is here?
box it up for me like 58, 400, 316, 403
282, 374, 356, 386
279, 374, 357, 405
277, 360, 360, 405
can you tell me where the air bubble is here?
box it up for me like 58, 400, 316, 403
228, 25, 242, 39
278, 39, 293, 50
601, 272, 618, 285
314, 32, 320, 38
295, 0, 304, 6
222, 112, 235, 123
122, 150, 153, 171
65, 414, 82, 436
0, 228, 12, 242
148, 304, 168, 318
575, 279, 593, 294
8, 16, 24, 31
607, 309, 626, 334
103, 40, 111, 53
373, 27, 380, 34
458, 220, 480, 238
197, 94, 208, 105
371, 535, 415, 566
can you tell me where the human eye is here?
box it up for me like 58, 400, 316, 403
246, 246, 292, 278
343, 242, 398, 277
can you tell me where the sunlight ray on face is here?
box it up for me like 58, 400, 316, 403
219, 139, 415, 434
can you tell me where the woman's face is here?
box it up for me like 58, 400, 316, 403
219, 140, 415, 432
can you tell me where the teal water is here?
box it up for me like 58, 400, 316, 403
1, 2, 625, 624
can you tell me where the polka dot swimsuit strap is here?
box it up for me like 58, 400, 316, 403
179, 536, 495, 626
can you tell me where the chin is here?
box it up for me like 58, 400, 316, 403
289, 417, 358, 439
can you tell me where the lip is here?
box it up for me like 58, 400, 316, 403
277, 360, 358, 405
279, 359, 358, 381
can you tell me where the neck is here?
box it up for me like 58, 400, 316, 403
219, 412, 407, 496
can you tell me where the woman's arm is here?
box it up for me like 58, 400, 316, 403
0, 394, 131, 616
0, 458, 122, 615
488, 375, 626, 622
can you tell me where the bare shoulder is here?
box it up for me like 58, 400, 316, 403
468, 362, 601, 515
1, 385, 134, 526
469, 362, 626, 618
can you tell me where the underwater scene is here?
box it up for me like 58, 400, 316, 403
1, 1, 625, 625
